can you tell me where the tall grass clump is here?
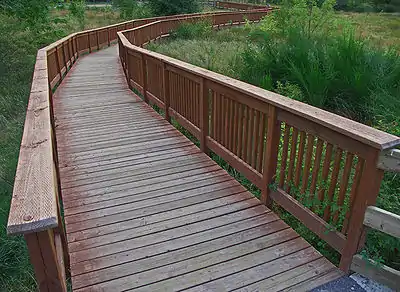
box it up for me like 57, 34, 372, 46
240, 0, 400, 125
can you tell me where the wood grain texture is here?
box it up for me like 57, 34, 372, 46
50, 45, 340, 291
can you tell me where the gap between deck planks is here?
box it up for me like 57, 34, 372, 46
54, 45, 343, 291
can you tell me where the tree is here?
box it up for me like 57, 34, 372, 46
1, 0, 50, 27
147, 0, 201, 16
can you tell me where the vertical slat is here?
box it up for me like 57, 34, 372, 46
317, 143, 333, 210
333, 152, 354, 224
310, 138, 324, 197
163, 63, 170, 122
242, 106, 249, 160
341, 158, 364, 234
339, 150, 384, 272
294, 131, 306, 192
261, 106, 281, 207
107, 28, 111, 46
232, 100, 239, 155
223, 96, 229, 147
323, 148, 343, 221
301, 134, 315, 194
55, 47, 62, 80
246, 108, 254, 164
96, 31, 100, 50
141, 54, 148, 103
286, 128, 298, 192
87, 33, 91, 53
200, 78, 209, 154
251, 110, 260, 169
212, 91, 217, 139
279, 124, 290, 187
228, 98, 234, 151
237, 103, 244, 159
256, 113, 266, 173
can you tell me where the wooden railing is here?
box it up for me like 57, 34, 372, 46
118, 13, 400, 274
351, 206, 400, 289
212, 0, 268, 10
6, 9, 264, 292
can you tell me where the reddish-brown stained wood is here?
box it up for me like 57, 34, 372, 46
339, 150, 384, 272
317, 143, 333, 210
333, 152, 354, 224
232, 100, 239, 155
242, 105, 249, 161
279, 124, 290, 187
341, 158, 364, 234
286, 127, 298, 192
237, 103, 244, 159
246, 108, 254, 165
256, 112, 266, 173
252, 110, 260, 169
261, 106, 281, 206
200, 78, 209, 154
310, 138, 324, 198
294, 131, 306, 192
301, 134, 315, 195
323, 148, 343, 222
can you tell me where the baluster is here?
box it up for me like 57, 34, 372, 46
261, 106, 281, 207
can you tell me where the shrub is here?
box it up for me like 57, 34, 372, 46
170, 21, 213, 40
147, 0, 201, 16
69, 0, 86, 29
113, 0, 152, 19
1, 0, 49, 27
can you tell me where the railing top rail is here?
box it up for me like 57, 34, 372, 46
118, 30, 400, 151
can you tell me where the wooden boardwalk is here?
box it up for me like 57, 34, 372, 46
53, 46, 342, 291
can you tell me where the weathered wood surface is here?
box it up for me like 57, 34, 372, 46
53, 46, 342, 291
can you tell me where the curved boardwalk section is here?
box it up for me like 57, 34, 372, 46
53, 46, 342, 291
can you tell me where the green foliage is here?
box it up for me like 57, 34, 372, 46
113, 0, 151, 19
1, 0, 50, 27
240, 0, 400, 124
147, 0, 201, 16
170, 21, 213, 40
69, 0, 86, 29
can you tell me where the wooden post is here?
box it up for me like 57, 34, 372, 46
87, 33, 91, 53
61, 43, 68, 73
67, 39, 73, 67
339, 150, 384, 272
125, 49, 130, 87
96, 31, 100, 50
163, 62, 171, 122
261, 106, 281, 207
55, 46, 62, 81
71, 37, 76, 63
200, 78, 209, 154
25, 229, 67, 292
73, 36, 78, 59
141, 54, 148, 103
107, 28, 111, 46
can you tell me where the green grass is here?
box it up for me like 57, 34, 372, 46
147, 11, 400, 270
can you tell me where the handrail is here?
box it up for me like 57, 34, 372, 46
117, 12, 400, 275
350, 206, 400, 290
7, 8, 261, 292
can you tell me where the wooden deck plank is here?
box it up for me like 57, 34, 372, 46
53, 45, 340, 291
72, 220, 290, 289
70, 214, 278, 277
